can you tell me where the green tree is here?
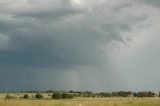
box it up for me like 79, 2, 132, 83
62, 93, 74, 99
35, 94, 43, 100
52, 92, 62, 99
23, 94, 29, 99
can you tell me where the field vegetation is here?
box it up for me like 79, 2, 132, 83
0, 91, 160, 106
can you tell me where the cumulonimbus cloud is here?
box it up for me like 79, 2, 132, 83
0, 0, 151, 68
1, 0, 160, 92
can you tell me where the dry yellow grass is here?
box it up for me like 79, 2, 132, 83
0, 93, 160, 106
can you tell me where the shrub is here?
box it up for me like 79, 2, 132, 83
23, 94, 29, 99
52, 92, 74, 99
133, 91, 155, 97
99, 92, 112, 97
52, 92, 62, 99
62, 93, 74, 99
35, 94, 43, 99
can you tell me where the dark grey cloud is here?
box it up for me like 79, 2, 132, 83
0, 0, 144, 68
0, 0, 159, 91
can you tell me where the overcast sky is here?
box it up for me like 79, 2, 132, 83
0, 0, 160, 92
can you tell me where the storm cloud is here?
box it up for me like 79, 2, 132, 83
0, 0, 160, 92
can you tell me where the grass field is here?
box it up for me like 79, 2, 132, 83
0, 93, 160, 106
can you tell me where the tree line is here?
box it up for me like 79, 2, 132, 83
4, 90, 159, 100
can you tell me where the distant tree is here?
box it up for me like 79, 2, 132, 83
133, 92, 138, 97
62, 93, 74, 99
46, 90, 54, 93
99, 92, 112, 97
134, 91, 155, 97
23, 94, 29, 99
119, 91, 132, 97
84, 91, 94, 97
69, 90, 75, 93
73, 93, 79, 97
112, 92, 119, 97
52, 92, 62, 99
92, 94, 96, 98
48, 93, 51, 96
35, 94, 43, 100
159, 92, 160, 97
110, 91, 132, 97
